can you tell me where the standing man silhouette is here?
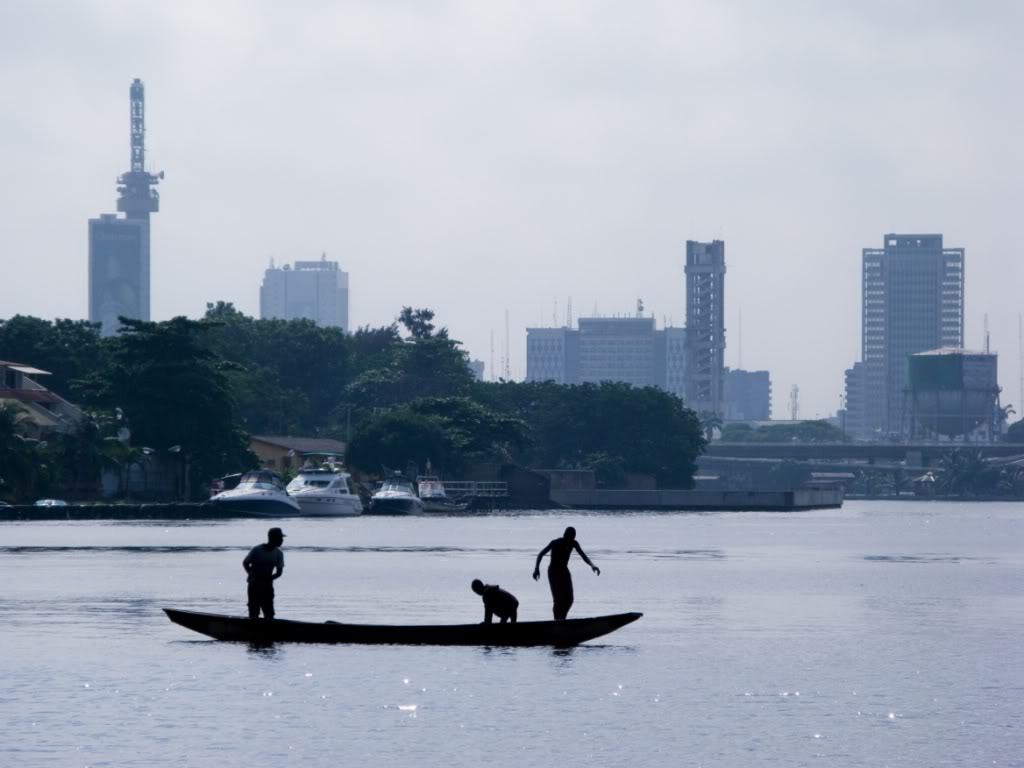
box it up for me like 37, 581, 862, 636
533, 526, 600, 620
243, 527, 285, 619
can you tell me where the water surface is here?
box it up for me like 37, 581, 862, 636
2, 501, 1021, 767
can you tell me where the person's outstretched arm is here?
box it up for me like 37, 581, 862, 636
574, 541, 600, 575
533, 542, 552, 580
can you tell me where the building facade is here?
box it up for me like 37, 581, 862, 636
260, 256, 350, 330
723, 368, 772, 421
685, 240, 726, 415
88, 215, 150, 336
526, 318, 686, 399
858, 234, 964, 437
843, 361, 866, 438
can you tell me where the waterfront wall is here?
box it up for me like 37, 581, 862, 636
550, 486, 843, 511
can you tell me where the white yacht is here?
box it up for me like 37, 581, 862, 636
368, 474, 423, 514
286, 467, 363, 516
209, 469, 301, 516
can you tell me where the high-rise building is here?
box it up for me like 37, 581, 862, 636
525, 317, 686, 399
685, 240, 726, 415
89, 79, 162, 336
858, 234, 964, 437
525, 327, 578, 385
723, 368, 772, 421
260, 256, 350, 330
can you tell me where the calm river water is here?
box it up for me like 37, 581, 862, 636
1, 501, 1021, 767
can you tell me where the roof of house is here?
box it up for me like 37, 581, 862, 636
250, 435, 348, 454
0, 361, 51, 375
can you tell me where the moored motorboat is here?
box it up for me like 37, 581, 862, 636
163, 608, 642, 646
209, 469, 301, 516
416, 475, 469, 512
286, 467, 363, 516
368, 475, 423, 514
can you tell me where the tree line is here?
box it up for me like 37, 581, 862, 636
0, 307, 706, 502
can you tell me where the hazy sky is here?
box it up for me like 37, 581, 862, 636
2, 0, 1022, 419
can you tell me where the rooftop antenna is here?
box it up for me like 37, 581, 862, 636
738, 309, 743, 369
490, 329, 495, 383
789, 384, 800, 421
553, 300, 558, 327
567, 297, 573, 328
636, 299, 644, 318
504, 310, 511, 380
984, 313, 990, 354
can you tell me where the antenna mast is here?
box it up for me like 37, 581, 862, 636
738, 309, 743, 369
116, 79, 162, 220
504, 310, 511, 380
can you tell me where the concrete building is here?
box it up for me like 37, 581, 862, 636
89, 215, 150, 336
858, 234, 964, 437
843, 362, 866, 438
89, 79, 161, 337
685, 240, 726, 415
526, 317, 686, 399
526, 327, 578, 385
723, 368, 772, 421
260, 256, 350, 330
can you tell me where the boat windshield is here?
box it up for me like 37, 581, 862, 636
236, 472, 285, 491
381, 478, 413, 493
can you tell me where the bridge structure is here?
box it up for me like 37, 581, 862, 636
705, 442, 1024, 466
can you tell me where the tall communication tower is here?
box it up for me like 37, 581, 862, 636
116, 78, 162, 220
789, 384, 800, 421
89, 78, 162, 336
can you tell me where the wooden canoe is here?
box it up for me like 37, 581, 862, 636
164, 608, 641, 647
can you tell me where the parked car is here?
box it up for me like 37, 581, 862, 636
33, 499, 68, 507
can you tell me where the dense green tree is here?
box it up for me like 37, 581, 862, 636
201, 303, 352, 435
75, 317, 256, 499
1006, 419, 1024, 443
346, 411, 452, 475
472, 381, 707, 488
344, 307, 473, 412
0, 403, 39, 502
719, 419, 850, 443
0, 316, 106, 397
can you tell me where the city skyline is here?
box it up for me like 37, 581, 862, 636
2, 3, 1022, 419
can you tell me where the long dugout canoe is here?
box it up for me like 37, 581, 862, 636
164, 608, 642, 647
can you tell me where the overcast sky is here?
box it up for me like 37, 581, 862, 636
2, 0, 1022, 419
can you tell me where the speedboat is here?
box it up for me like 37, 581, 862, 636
286, 468, 363, 516
416, 476, 469, 512
209, 469, 301, 516
368, 474, 423, 514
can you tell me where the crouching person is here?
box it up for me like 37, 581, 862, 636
471, 579, 519, 624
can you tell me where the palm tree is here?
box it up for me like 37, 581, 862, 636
698, 411, 723, 443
